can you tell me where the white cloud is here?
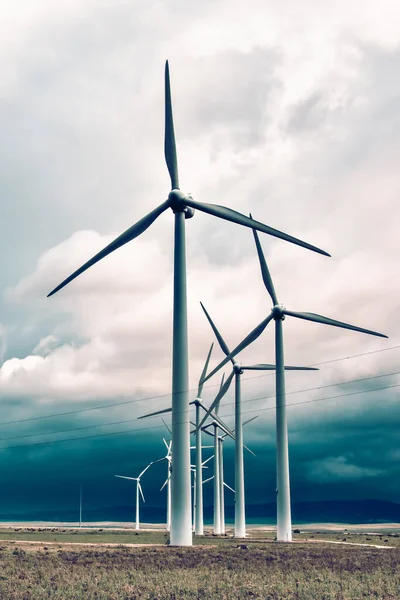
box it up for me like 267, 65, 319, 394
0, 0, 398, 430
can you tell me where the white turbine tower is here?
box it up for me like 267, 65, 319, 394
204, 226, 388, 542
115, 462, 153, 530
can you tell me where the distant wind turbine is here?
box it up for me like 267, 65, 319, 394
199, 302, 317, 538
115, 462, 154, 531
79, 484, 82, 529
203, 225, 388, 542
48, 63, 330, 546
158, 438, 173, 532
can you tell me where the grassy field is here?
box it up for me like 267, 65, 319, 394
0, 528, 398, 599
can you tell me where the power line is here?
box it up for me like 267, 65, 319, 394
139, 370, 400, 421
0, 342, 399, 428
0, 368, 398, 443
0, 380, 397, 452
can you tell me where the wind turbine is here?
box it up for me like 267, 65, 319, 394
79, 484, 82, 529
152, 434, 173, 532
198, 302, 317, 538
47, 62, 330, 546
115, 462, 153, 531
203, 226, 388, 542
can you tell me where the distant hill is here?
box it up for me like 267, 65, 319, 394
0, 499, 398, 525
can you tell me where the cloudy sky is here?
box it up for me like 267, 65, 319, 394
0, 0, 399, 519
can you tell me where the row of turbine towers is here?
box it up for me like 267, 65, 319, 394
138, 351, 257, 537
47, 61, 388, 546
117, 402, 238, 536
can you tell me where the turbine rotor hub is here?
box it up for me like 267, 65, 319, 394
168, 189, 195, 218
272, 304, 285, 320
233, 363, 243, 374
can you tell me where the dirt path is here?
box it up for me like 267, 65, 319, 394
303, 539, 396, 549
0, 539, 164, 550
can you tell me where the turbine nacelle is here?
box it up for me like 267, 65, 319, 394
168, 189, 195, 218
233, 362, 243, 375
272, 304, 285, 320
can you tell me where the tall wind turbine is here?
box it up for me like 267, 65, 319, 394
203, 227, 388, 542
47, 62, 330, 546
115, 462, 153, 530
198, 302, 317, 538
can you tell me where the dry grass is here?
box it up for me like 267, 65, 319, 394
0, 533, 398, 599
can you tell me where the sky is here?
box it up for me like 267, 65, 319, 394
0, 0, 399, 519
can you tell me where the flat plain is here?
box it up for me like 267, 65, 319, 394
0, 526, 398, 599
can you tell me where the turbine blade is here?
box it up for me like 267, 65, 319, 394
241, 363, 318, 371
203, 314, 274, 383
244, 444, 256, 457
283, 309, 388, 339
139, 463, 153, 478
202, 428, 215, 438
160, 478, 169, 492
197, 370, 235, 430
138, 481, 145, 503
223, 482, 235, 493
250, 220, 278, 305
164, 61, 179, 190
219, 373, 225, 390
115, 475, 137, 481
202, 455, 214, 466
197, 343, 214, 397
284, 365, 319, 371
184, 197, 330, 257
243, 415, 259, 427
215, 373, 226, 416
203, 476, 214, 485
200, 303, 232, 360
48, 201, 169, 297
137, 406, 172, 420
241, 363, 277, 371
202, 422, 213, 431
210, 412, 235, 440
162, 418, 172, 435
